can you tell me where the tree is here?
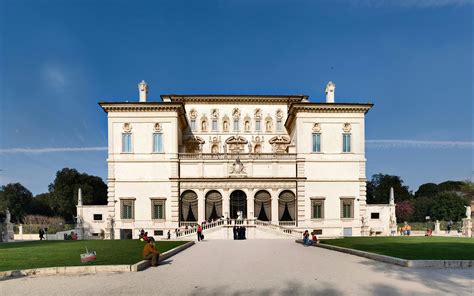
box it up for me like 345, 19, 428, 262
415, 183, 439, 198
47, 168, 108, 221
411, 196, 434, 222
431, 192, 468, 221
437, 181, 465, 193
395, 200, 414, 222
26, 193, 53, 217
0, 183, 33, 223
366, 174, 412, 204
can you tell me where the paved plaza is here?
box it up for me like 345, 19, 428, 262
1, 239, 473, 296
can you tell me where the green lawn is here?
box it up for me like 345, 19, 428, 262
0, 240, 188, 272
320, 237, 474, 260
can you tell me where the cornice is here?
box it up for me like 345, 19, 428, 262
160, 94, 308, 104
98, 102, 185, 113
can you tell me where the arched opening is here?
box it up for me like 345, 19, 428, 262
180, 190, 198, 222
254, 144, 261, 153
254, 190, 271, 221
205, 190, 222, 221
279, 190, 296, 222
230, 190, 247, 219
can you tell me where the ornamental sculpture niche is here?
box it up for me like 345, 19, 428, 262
254, 108, 262, 119
209, 136, 221, 154
225, 136, 248, 153
312, 123, 321, 132
232, 108, 241, 119
269, 135, 291, 153
201, 116, 208, 132
252, 136, 264, 153
244, 115, 251, 132
123, 123, 132, 132
222, 115, 230, 132
184, 136, 205, 153
229, 157, 246, 176
265, 116, 273, 132
276, 109, 283, 120
189, 109, 198, 119
153, 123, 162, 132
342, 122, 352, 132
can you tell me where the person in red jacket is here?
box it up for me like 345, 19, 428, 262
197, 224, 202, 241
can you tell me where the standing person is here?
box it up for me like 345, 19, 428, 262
143, 237, 160, 267
447, 220, 452, 234
167, 230, 171, 240
197, 224, 202, 241
39, 228, 45, 240
233, 225, 237, 240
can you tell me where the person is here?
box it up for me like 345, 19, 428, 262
406, 224, 412, 236
233, 225, 237, 240
143, 232, 149, 241
242, 226, 246, 239
167, 230, 171, 240
311, 231, 319, 244
71, 231, 78, 240
39, 228, 45, 240
143, 237, 160, 267
425, 228, 432, 236
139, 229, 145, 241
447, 220, 452, 234
401, 224, 407, 236
302, 230, 313, 246
197, 224, 202, 241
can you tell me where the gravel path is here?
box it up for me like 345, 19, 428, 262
2, 239, 472, 296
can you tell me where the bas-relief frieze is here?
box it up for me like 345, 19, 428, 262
179, 181, 296, 190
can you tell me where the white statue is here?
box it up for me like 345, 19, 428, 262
465, 206, 471, 219
5, 208, 11, 224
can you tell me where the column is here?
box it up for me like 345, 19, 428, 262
198, 189, 205, 223
247, 188, 255, 220
271, 189, 279, 224
223, 188, 230, 220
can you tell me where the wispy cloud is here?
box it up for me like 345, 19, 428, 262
367, 140, 474, 149
42, 63, 68, 94
351, 0, 472, 8
0, 147, 107, 154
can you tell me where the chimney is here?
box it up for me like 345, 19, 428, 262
138, 80, 148, 102
325, 81, 335, 103
78, 188, 83, 206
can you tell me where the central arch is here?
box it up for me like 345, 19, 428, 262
230, 190, 247, 219
254, 190, 271, 221
205, 190, 223, 221
180, 190, 198, 222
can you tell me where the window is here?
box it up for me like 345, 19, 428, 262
341, 199, 354, 218
255, 120, 261, 131
313, 229, 323, 235
343, 133, 351, 152
276, 119, 282, 131
153, 133, 163, 153
190, 119, 196, 131
122, 133, 132, 153
312, 133, 321, 152
121, 200, 134, 219
371, 212, 380, 219
154, 230, 163, 236
311, 199, 324, 219
212, 119, 218, 131
93, 214, 102, 221
233, 119, 239, 131
151, 199, 165, 219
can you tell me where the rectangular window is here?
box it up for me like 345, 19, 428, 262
190, 119, 196, 131
121, 200, 134, 219
154, 230, 163, 236
93, 214, 102, 221
311, 199, 324, 219
122, 133, 132, 153
153, 133, 163, 153
212, 120, 218, 131
233, 119, 239, 131
343, 134, 351, 152
276, 119, 282, 131
341, 199, 354, 218
312, 133, 321, 152
255, 120, 261, 131
151, 199, 165, 219
371, 212, 380, 219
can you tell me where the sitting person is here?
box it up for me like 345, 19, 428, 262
142, 232, 149, 242
311, 232, 319, 244
139, 229, 145, 241
70, 231, 78, 240
425, 228, 433, 236
143, 237, 160, 267
302, 230, 313, 246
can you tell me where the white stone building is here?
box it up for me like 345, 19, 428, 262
82, 81, 395, 240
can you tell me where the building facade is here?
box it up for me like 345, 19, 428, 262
94, 81, 388, 240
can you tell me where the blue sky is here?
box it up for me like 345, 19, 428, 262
0, 0, 472, 195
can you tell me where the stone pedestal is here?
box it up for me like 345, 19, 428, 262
434, 220, 440, 234
361, 225, 370, 236
462, 218, 472, 238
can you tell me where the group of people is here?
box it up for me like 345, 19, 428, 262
233, 226, 246, 240
302, 230, 319, 246
64, 231, 78, 240
400, 223, 412, 236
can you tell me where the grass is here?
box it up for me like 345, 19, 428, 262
0, 240, 188, 272
319, 237, 474, 260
